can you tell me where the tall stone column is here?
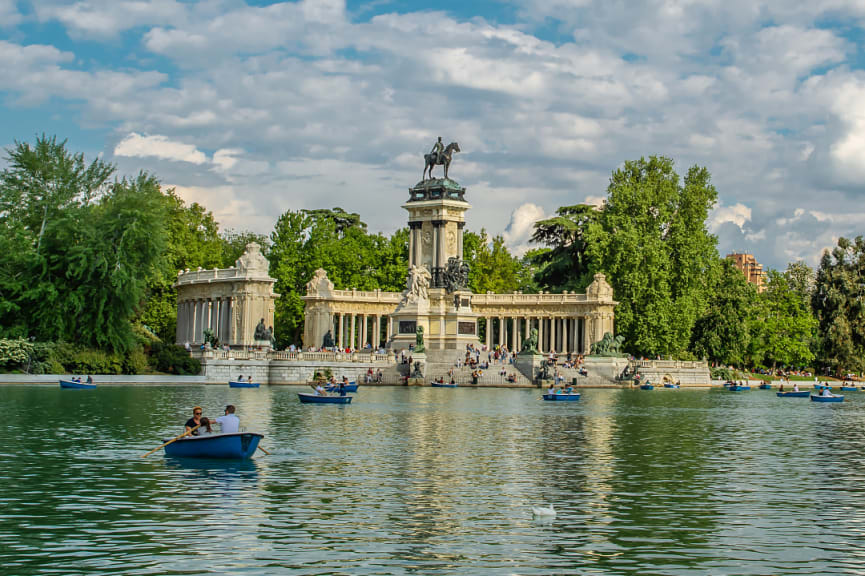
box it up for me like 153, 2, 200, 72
338, 314, 344, 348
408, 228, 416, 267
385, 315, 392, 341
497, 316, 504, 347
457, 222, 465, 260
485, 317, 491, 348
374, 315, 381, 348
538, 317, 544, 353
350, 314, 356, 350
513, 317, 520, 351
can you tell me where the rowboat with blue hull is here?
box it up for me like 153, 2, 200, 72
60, 379, 96, 390
759, 383, 772, 390
840, 386, 858, 391
814, 383, 832, 390
229, 381, 260, 388
163, 432, 263, 459
543, 393, 581, 401
663, 383, 679, 389
777, 391, 810, 397
639, 384, 654, 390
431, 382, 459, 388
298, 393, 352, 404
811, 394, 844, 403
325, 383, 358, 393
728, 385, 751, 391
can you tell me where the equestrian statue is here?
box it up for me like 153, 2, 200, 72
423, 137, 461, 181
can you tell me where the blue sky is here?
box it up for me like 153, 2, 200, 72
3, 0, 865, 270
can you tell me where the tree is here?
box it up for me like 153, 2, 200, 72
749, 270, 816, 370
528, 204, 599, 292
220, 229, 269, 268
587, 157, 719, 356
812, 237, 865, 374
690, 259, 757, 366
463, 229, 522, 294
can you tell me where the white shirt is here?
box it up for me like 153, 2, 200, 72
215, 414, 240, 434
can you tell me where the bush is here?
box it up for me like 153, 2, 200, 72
149, 343, 201, 375
711, 367, 740, 381
0, 338, 35, 370
123, 348, 149, 375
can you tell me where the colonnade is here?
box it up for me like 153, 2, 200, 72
178, 297, 232, 345
481, 316, 587, 355
332, 312, 392, 350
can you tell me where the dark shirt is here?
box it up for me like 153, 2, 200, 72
185, 418, 202, 435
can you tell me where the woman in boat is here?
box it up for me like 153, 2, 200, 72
779, 383, 785, 392
185, 406, 204, 436
311, 382, 327, 396
237, 375, 245, 382
198, 417, 213, 435
821, 386, 833, 397
548, 383, 556, 396
793, 382, 800, 392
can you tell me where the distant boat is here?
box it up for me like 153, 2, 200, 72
431, 382, 458, 388
542, 393, 581, 401
814, 384, 832, 390
639, 384, 654, 390
298, 393, 352, 404
163, 432, 262, 459
840, 386, 858, 391
811, 394, 844, 403
759, 383, 772, 390
60, 379, 96, 390
728, 385, 751, 391
777, 391, 809, 398
325, 382, 358, 393
663, 383, 679, 389
229, 381, 260, 388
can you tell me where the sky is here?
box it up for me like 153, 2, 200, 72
2, 0, 865, 270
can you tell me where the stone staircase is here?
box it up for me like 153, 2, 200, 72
422, 349, 534, 387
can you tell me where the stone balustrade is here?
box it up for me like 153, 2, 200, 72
193, 349, 395, 363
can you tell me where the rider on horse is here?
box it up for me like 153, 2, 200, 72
430, 137, 444, 165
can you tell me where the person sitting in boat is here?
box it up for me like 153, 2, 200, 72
237, 375, 245, 382
793, 382, 800, 392
198, 416, 213, 435
821, 387, 833, 397
548, 383, 556, 395
450, 377, 456, 386
779, 383, 785, 392
311, 382, 327, 396
86, 375, 93, 384
214, 405, 240, 434
185, 406, 204, 436
565, 386, 573, 394
337, 380, 346, 396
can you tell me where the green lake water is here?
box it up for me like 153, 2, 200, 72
2, 385, 864, 575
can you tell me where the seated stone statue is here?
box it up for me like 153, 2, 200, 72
322, 330, 335, 349
254, 318, 268, 340
520, 328, 539, 355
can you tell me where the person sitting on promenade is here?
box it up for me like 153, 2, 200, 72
215, 405, 240, 434
185, 406, 204, 436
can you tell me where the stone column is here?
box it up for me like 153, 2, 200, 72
385, 315, 392, 342
457, 222, 465, 260
538, 317, 544, 353
513, 317, 520, 351
350, 315, 356, 350
485, 317, 491, 348
338, 314, 344, 348
408, 228, 416, 268
359, 314, 366, 348
497, 316, 504, 347
374, 315, 381, 348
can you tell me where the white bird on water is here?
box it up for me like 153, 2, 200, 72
532, 504, 556, 517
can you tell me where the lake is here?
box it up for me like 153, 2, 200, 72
2, 385, 864, 575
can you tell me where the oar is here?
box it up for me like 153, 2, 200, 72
257, 445, 271, 455
141, 425, 200, 458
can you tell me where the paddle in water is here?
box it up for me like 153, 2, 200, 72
141, 424, 200, 458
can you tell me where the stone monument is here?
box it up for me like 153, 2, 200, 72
388, 138, 480, 354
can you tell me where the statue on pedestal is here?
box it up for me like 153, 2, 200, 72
404, 264, 431, 304
254, 318, 269, 340
414, 325, 425, 353
422, 139, 461, 181
322, 330, 334, 349
520, 328, 539, 355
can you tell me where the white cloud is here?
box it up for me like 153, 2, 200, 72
114, 133, 207, 164
503, 203, 546, 256
0, 0, 21, 28
709, 202, 751, 233
34, 0, 187, 38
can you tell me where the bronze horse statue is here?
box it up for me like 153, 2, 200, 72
423, 142, 460, 181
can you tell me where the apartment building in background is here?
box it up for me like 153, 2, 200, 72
727, 252, 767, 292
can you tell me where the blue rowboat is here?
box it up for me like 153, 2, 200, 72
229, 381, 260, 388
325, 383, 358, 393
728, 385, 751, 391
639, 384, 654, 390
60, 379, 96, 390
298, 393, 352, 404
814, 384, 832, 390
759, 383, 772, 390
543, 393, 581, 401
811, 394, 844, 403
840, 386, 857, 391
663, 383, 679, 389
431, 382, 458, 388
164, 432, 262, 459
777, 391, 810, 397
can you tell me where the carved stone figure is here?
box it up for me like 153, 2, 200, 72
422, 141, 461, 181
405, 264, 431, 303
414, 325, 425, 353
590, 332, 624, 356
520, 328, 540, 355
254, 318, 269, 340
322, 330, 334, 348
306, 268, 334, 296
442, 257, 470, 293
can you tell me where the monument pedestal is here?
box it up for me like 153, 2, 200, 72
514, 353, 545, 386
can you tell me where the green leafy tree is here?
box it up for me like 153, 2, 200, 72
220, 229, 269, 268
587, 157, 719, 356
812, 237, 865, 374
528, 204, 599, 292
464, 229, 522, 294
690, 259, 757, 366
749, 270, 816, 370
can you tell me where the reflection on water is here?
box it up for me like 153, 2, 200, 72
1, 384, 865, 575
